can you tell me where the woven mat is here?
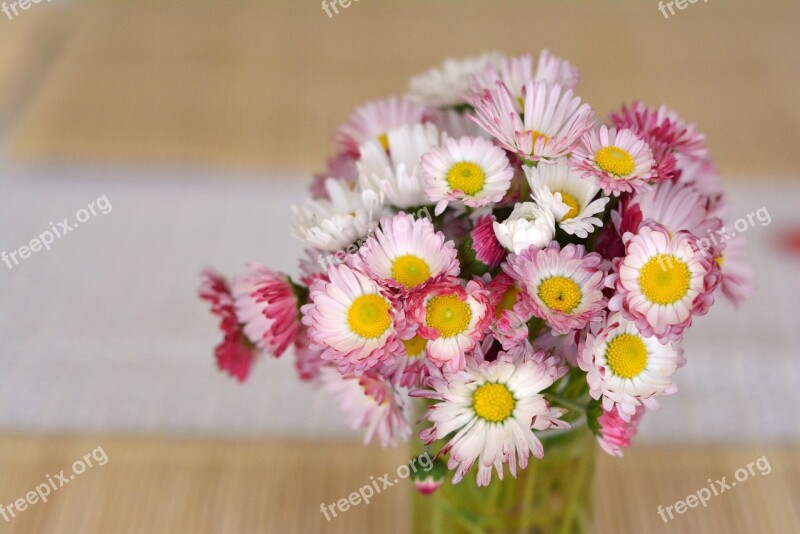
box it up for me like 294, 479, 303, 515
5, 0, 800, 175
0, 434, 797, 533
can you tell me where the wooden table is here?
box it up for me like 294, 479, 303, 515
0, 434, 797, 533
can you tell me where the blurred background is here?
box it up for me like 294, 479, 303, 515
0, 0, 798, 532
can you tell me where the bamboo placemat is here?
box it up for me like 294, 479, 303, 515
0, 434, 796, 533
5, 0, 800, 176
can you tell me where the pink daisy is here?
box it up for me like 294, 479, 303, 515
487, 273, 531, 350
716, 235, 754, 308
572, 126, 655, 196
469, 81, 594, 162
357, 212, 459, 291
592, 404, 644, 457
503, 243, 607, 334
409, 278, 492, 372
608, 223, 720, 343
232, 263, 302, 358
199, 269, 258, 382
321, 368, 412, 448
336, 97, 433, 157
469, 50, 579, 101
302, 264, 403, 375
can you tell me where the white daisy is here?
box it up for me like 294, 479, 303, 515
421, 136, 514, 215
579, 313, 684, 422
408, 52, 502, 108
291, 179, 384, 252
357, 123, 442, 209
526, 158, 609, 239
414, 347, 567, 486
492, 202, 556, 255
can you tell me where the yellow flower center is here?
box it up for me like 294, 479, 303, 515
715, 256, 724, 268
347, 294, 392, 339
402, 335, 427, 358
425, 294, 472, 337
446, 162, 486, 196
606, 334, 648, 379
538, 276, 582, 313
495, 286, 521, 319
378, 133, 390, 151
555, 191, 581, 220
594, 146, 636, 177
639, 255, 691, 305
473, 383, 516, 423
528, 130, 550, 147
391, 254, 431, 289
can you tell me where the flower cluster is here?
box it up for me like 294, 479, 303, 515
198, 50, 750, 487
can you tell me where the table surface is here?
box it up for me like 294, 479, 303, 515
0, 434, 797, 533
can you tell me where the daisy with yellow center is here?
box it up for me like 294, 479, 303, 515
414, 343, 567, 487
609, 223, 720, 343
526, 158, 610, 239
572, 126, 656, 197
579, 313, 683, 422
359, 212, 459, 292
410, 278, 491, 372
421, 136, 513, 215
504, 243, 607, 335
336, 97, 432, 157
470, 80, 594, 162
303, 264, 401, 375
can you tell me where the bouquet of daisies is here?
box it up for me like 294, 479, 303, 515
199, 50, 751, 488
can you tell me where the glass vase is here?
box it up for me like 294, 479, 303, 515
412, 425, 595, 534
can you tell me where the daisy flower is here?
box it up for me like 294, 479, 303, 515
579, 313, 684, 421
611, 101, 706, 160
487, 273, 531, 350
504, 243, 607, 334
199, 269, 258, 382
571, 126, 656, 196
377, 332, 431, 388
493, 202, 557, 255
470, 80, 594, 162
608, 223, 720, 343
469, 50, 580, 102
716, 235, 754, 308
358, 123, 442, 209
408, 52, 502, 108
460, 214, 507, 274
409, 278, 492, 372
526, 158, 610, 238
232, 263, 302, 357
413, 347, 567, 486
337, 97, 433, 156
620, 180, 723, 250
321, 368, 412, 448
358, 212, 459, 291
302, 264, 403, 375
590, 403, 644, 457
421, 135, 514, 214
291, 179, 384, 252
